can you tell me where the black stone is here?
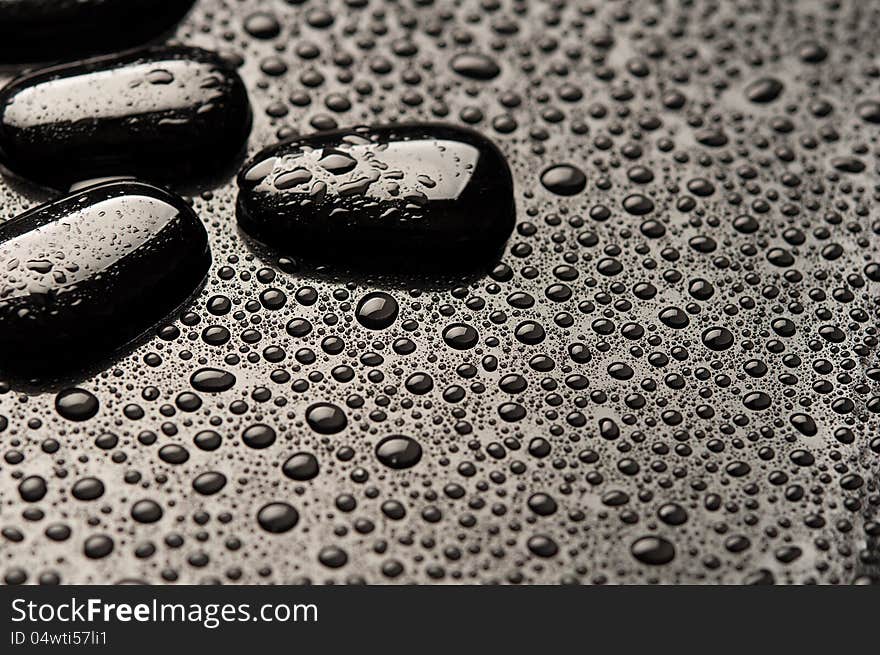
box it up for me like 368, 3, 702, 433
0, 46, 251, 190
0, 1, 196, 63
236, 123, 515, 269
0, 181, 210, 374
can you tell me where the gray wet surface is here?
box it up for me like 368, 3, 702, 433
1, 0, 879, 584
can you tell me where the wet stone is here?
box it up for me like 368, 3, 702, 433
0, 46, 251, 190
0, 1, 196, 63
236, 123, 515, 268
0, 181, 210, 374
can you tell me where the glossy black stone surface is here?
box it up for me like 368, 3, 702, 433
0, 46, 251, 190
0, 1, 196, 63
0, 181, 210, 373
236, 123, 515, 268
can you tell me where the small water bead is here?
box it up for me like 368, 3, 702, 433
305, 403, 348, 434
631, 536, 676, 565
790, 413, 818, 437
856, 100, 880, 124
131, 500, 163, 524
701, 327, 734, 351
192, 472, 227, 496
318, 546, 349, 569
743, 392, 772, 411
243, 12, 281, 39
622, 194, 655, 215
443, 323, 479, 350
18, 476, 47, 502
527, 493, 558, 516
257, 502, 299, 534
515, 321, 546, 345
190, 368, 236, 392
527, 535, 559, 558
242, 424, 277, 449
744, 77, 784, 103
83, 535, 114, 559
194, 430, 222, 451
657, 504, 688, 526
71, 478, 104, 501
356, 292, 399, 330
658, 307, 690, 329
798, 41, 828, 63
375, 436, 423, 469
55, 389, 99, 422
282, 453, 320, 481
450, 53, 501, 80
540, 164, 586, 195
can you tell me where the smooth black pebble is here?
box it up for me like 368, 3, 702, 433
0, 181, 210, 373
236, 123, 515, 268
0, 1, 196, 63
0, 46, 251, 190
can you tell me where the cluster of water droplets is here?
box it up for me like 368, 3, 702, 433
0, 0, 879, 585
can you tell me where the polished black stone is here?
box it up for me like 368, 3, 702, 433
0, 1, 196, 63
236, 123, 515, 269
0, 46, 251, 190
0, 181, 210, 373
